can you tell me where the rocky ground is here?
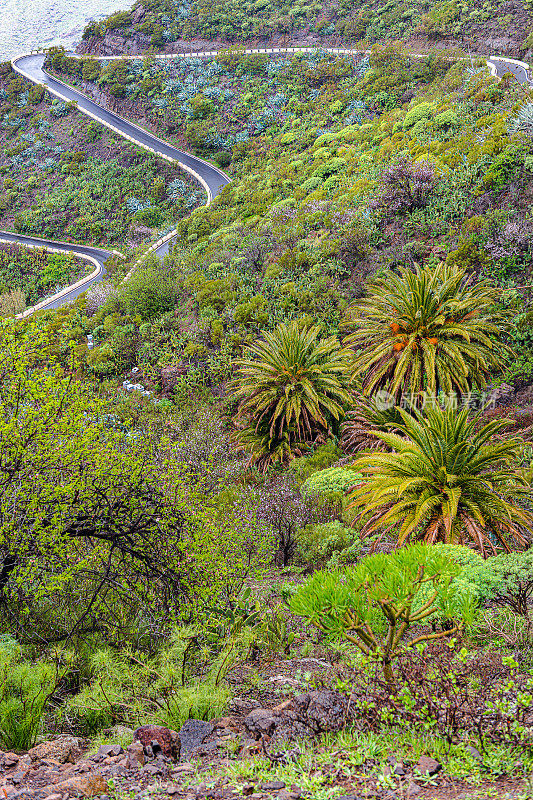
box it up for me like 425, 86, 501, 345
2, 656, 531, 800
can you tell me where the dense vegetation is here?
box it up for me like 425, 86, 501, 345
0, 243, 87, 311
3, 17, 533, 798
0, 61, 201, 247
48, 46, 533, 393
84, 0, 533, 59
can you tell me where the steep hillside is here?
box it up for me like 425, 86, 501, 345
48, 46, 533, 391
2, 19, 533, 800
80, 0, 533, 59
0, 61, 201, 249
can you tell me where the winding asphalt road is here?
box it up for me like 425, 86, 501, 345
1, 48, 530, 315
0, 231, 111, 311
488, 56, 530, 83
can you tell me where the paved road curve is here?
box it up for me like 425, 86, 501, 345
13, 55, 231, 201
488, 56, 531, 83
1, 48, 530, 314
0, 231, 110, 310
3, 53, 232, 314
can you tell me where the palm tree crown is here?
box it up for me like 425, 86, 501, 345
340, 392, 404, 454
344, 262, 512, 400
231, 321, 353, 465
347, 402, 532, 555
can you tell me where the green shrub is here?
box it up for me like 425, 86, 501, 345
289, 441, 341, 483
313, 157, 347, 179
302, 466, 362, 497
0, 636, 59, 750
63, 627, 235, 734
465, 550, 533, 625
213, 150, 231, 168
196, 276, 236, 312
86, 341, 117, 375
294, 520, 354, 567
403, 102, 436, 129
81, 58, 102, 82
323, 175, 340, 192
291, 544, 478, 681
134, 207, 163, 227
481, 145, 525, 191
118, 256, 178, 320
433, 544, 485, 573
301, 177, 323, 193
435, 108, 458, 128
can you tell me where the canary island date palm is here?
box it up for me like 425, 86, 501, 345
340, 392, 405, 454
231, 321, 353, 466
347, 402, 532, 555
344, 262, 512, 400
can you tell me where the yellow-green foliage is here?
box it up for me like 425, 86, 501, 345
403, 102, 437, 129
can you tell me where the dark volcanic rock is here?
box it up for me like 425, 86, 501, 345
133, 726, 180, 760
415, 755, 442, 775
96, 744, 123, 759
245, 690, 352, 742
177, 720, 214, 759
291, 690, 349, 733
244, 708, 280, 738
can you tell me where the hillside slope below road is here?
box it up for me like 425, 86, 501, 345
12, 54, 231, 201
0, 53, 232, 313
0, 232, 110, 310
1, 48, 530, 316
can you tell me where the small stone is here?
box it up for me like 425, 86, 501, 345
166, 786, 180, 795
260, 782, 286, 791
229, 698, 261, 716
465, 744, 483, 761
177, 720, 214, 760
266, 676, 301, 688
406, 784, 422, 798
10, 774, 23, 785
214, 717, 240, 732
42, 773, 109, 797
244, 708, 279, 738
96, 745, 123, 759
29, 737, 84, 765
108, 765, 128, 777
142, 763, 163, 776
126, 742, 145, 770
415, 756, 441, 776
173, 762, 193, 773
3, 754, 20, 767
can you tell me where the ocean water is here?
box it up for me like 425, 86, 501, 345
0, 0, 126, 61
